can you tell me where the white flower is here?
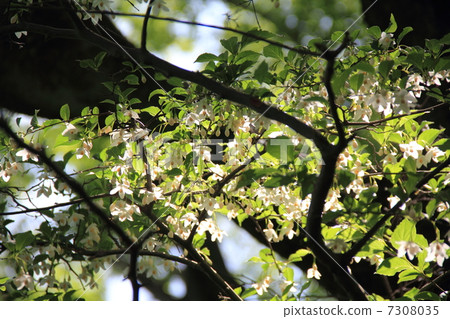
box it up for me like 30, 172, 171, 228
306, 264, 321, 280
92, 0, 113, 11
150, 0, 169, 15
110, 180, 133, 199
197, 218, 216, 235
425, 241, 449, 267
68, 212, 84, 227
393, 89, 417, 114
427, 71, 443, 86
399, 141, 424, 160
200, 196, 219, 215
379, 32, 395, 49
396, 241, 422, 260
110, 129, 131, 146
180, 212, 198, 228
13, 272, 34, 290
252, 276, 271, 295
86, 223, 101, 243
184, 113, 199, 126
382, 153, 398, 166
62, 123, 78, 137
263, 220, 279, 242
366, 92, 389, 114
141, 187, 164, 205
425, 146, 445, 163
76, 140, 92, 159
110, 200, 140, 222
211, 228, 227, 243
16, 148, 38, 162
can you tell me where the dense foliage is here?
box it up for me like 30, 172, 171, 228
0, 0, 449, 301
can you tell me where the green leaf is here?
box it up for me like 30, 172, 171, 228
404, 157, 416, 173
93, 51, 107, 68
259, 248, 275, 263
63, 290, 78, 301
60, 104, 70, 121
263, 45, 283, 59
405, 51, 424, 70
253, 61, 270, 83
349, 73, 365, 92
386, 14, 397, 33
391, 219, 416, 248
142, 106, 161, 117
264, 174, 294, 188
148, 89, 166, 101
195, 53, 219, 63
124, 74, 139, 85
288, 249, 310, 262
15, 231, 35, 251
241, 288, 257, 299
378, 60, 394, 79
367, 26, 381, 39
376, 257, 411, 276
352, 61, 376, 75
414, 291, 441, 301
236, 168, 278, 189
283, 267, 294, 282
220, 37, 239, 55
266, 136, 295, 163
336, 170, 355, 188
417, 128, 442, 146
398, 27, 413, 44
398, 269, 421, 283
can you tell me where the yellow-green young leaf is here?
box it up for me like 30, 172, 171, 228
391, 219, 416, 249
282, 267, 294, 282
259, 248, 275, 263
376, 257, 411, 276
386, 14, 397, 33
418, 128, 443, 146
60, 104, 70, 121
141, 106, 161, 117
397, 269, 421, 283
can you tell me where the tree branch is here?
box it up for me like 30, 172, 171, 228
0, 116, 133, 247
344, 156, 450, 263
141, 1, 153, 50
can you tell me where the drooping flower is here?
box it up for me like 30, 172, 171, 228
393, 89, 417, 114
150, 0, 169, 15
252, 276, 271, 295
141, 187, 164, 205
13, 272, 34, 290
399, 141, 424, 160
306, 264, 321, 280
379, 32, 395, 49
110, 180, 133, 199
425, 241, 449, 267
62, 123, 78, 137
396, 241, 422, 260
